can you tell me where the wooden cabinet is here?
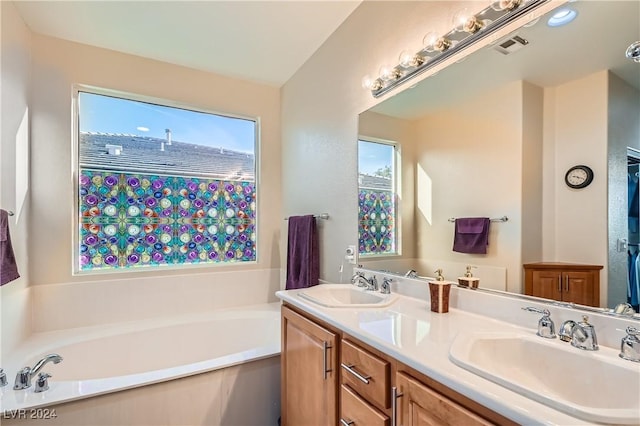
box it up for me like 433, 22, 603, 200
281, 305, 338, 426
395, 372, 491, 426
523, 262, 603, 307
281, 303, 516, 426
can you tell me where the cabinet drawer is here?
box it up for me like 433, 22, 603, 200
341, 339, 390, 410
340, 385, 389, 426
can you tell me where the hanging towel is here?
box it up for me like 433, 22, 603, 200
0, 209, 20, 286
285, 215, 319, 290
452, 217, 490, 254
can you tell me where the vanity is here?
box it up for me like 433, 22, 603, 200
276, 274, 640, 426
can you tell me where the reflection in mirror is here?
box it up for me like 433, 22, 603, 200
357, 1, 640, 314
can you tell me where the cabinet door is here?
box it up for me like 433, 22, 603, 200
531, 270, 563, 301
396, 372, 491, 426
281, 306, 338, 426
562, 271, 595, 306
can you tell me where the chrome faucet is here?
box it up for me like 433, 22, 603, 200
14, 353, 63, 390
404, 269, 418, 278
522, 307, 556, 338
351, 272, 378, 291
0, 368, 7, 387
620, 327, 640, 362
380, 277, 392, 294
569, 316, 598, 351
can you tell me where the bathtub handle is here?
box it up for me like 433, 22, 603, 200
322, 341, 332, 380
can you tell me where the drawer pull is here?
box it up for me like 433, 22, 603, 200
391, 386, 403, 426
340, 419, 354, 426
341, 363, 371, 384
323, 341, 332, 380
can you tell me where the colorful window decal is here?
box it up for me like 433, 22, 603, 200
358, 189, 395, 255
79, 169, 256, 270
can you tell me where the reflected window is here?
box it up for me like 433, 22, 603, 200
76, 90, 257, 272
358, 139, 398, 256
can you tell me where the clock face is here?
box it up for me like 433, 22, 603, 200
565, 165, 594, 189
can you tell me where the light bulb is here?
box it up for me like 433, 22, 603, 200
398, 50, 423, 68
361, 75, 382, 91
490, 0, 522, 12
452, 8, 483, 33
422, 32, 451, 53
379, 65, 399, 82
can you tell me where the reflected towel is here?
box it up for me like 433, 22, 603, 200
285, 215, 319, 290
452, 217, 490, 254
1, 209, 20, 286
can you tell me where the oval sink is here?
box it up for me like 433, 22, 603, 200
449, 331, 640, 424
298, 284, 398, 308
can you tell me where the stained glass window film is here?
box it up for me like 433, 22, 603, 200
358, 140, 397, 255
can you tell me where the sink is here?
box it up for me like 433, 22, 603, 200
449, 331, 640, 424
297, 284, 398, 308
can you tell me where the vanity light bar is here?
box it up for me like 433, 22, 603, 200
369, 0, 551, 98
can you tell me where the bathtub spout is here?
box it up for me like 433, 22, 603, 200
14, 353, 63, 390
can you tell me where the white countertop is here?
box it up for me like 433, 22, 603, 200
276, 284, 639, 426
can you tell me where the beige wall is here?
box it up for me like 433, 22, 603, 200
542, 71, 609, 304
411, 80, 532, 292
2, 28, 283, 335
0, 1, 32, 357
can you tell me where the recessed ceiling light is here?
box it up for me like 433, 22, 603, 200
547, 8, 578, 27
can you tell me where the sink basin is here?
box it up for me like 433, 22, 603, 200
298, 284, 398, 308
449, 331, 640, 424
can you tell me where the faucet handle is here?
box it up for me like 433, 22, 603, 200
0, 368, 7, 387
522, 307, 556, 339
34, 372, 51, 393
14, 367, 31, 390
620, 326, 640, 362
381, 277, 393, 294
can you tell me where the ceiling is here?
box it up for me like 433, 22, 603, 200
12, 0, 362, 87
371, 0, 640, 119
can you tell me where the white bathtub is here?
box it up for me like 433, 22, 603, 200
1, 302, 281, 423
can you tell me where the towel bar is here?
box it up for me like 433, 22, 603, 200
448, 216, 508, 223
284, 213, 329, 220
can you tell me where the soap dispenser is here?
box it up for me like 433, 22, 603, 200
429, 268, 452, 313
457, 265, 479, 289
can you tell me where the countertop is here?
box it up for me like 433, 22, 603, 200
276, 284, 639, 426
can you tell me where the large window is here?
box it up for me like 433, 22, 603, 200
358, 139, 398, 256
76, 90, 257, 272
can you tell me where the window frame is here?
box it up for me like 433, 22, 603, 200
357, 136, 401, 258
71, 84, 261, 275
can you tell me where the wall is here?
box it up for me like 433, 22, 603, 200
608, 73, 640, 308
281, 0, 560, 284
26, 35, 282, 331
411, 81, 536, 292
358, 111, 416, 262
0, 1, 32, 358
543, 71, 609, 304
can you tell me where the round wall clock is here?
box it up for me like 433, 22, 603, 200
564, 165, 594, 189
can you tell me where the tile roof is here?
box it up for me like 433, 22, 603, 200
359, 173, 392, 191
80, 132, 255, 181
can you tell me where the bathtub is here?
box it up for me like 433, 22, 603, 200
1, 302, 281, 425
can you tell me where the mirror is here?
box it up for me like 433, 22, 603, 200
357, 1, 640, 313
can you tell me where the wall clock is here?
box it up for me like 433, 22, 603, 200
564, 165, 594, 189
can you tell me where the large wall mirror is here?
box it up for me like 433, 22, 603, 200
358, 0, 640, 312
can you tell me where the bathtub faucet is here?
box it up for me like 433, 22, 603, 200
14, 353, 63, 390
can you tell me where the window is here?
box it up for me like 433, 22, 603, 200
358, 139, 398, 256
76, 90, 257, 272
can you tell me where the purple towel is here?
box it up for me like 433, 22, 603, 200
452, 217, 490, 254
1, 209, 20, 286
285, 215, 319, 290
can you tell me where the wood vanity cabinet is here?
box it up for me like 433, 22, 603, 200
281, 305, 338, 426
281, 303, 517, 426
523, 262, 602, 307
